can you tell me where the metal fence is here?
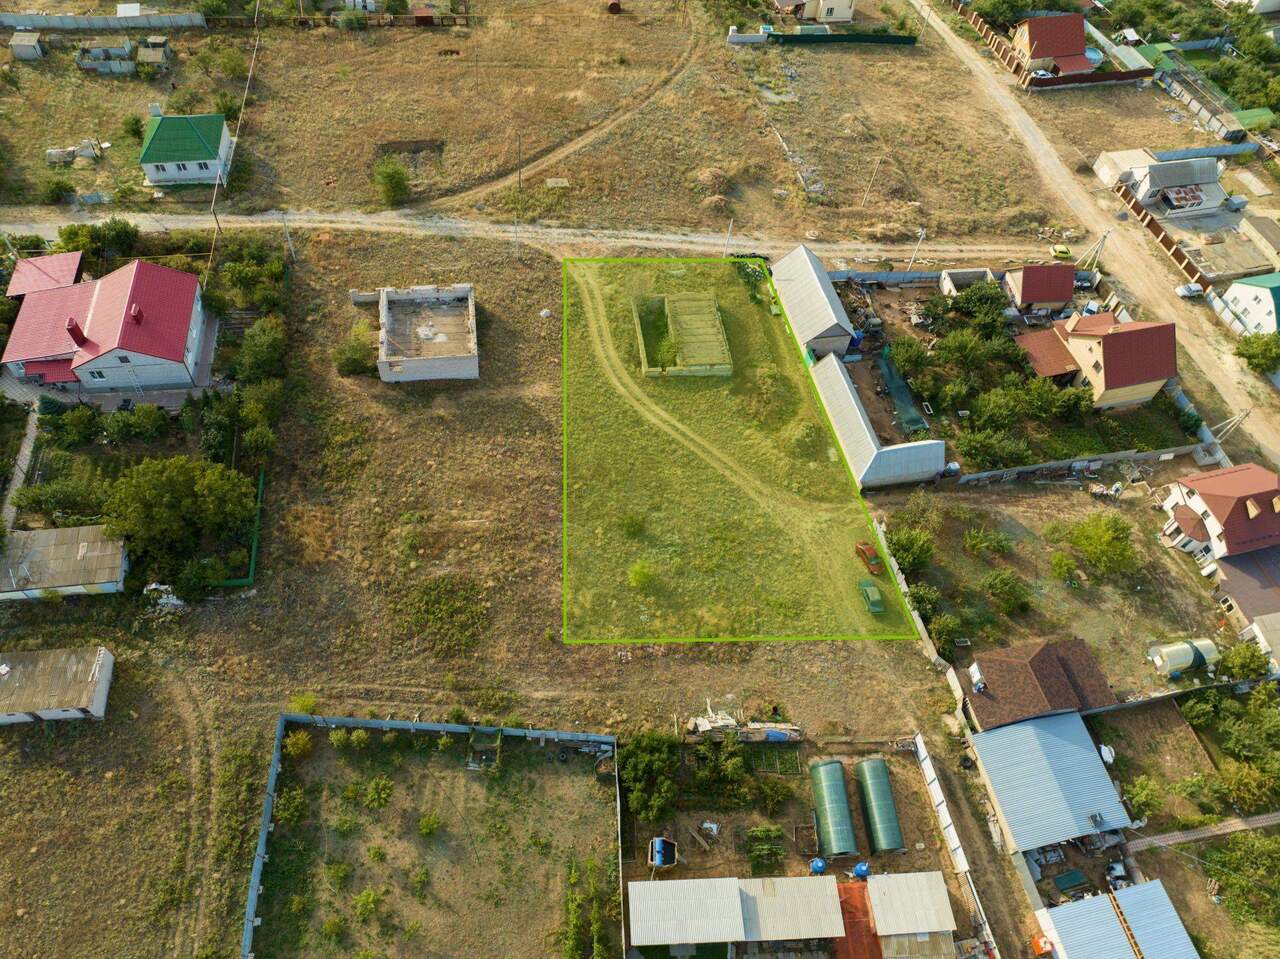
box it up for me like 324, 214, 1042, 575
957, 441, 1210, 486
0, 11, 205, 28
240, 714, 618, 959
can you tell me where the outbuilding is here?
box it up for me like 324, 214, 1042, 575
773, 244, 858, 358
0, 646, 115, 724
866, 872, 958, 959
1003, 263, 1075, 312
0, 526, 128, 600
350, 284, 480, 383
9, 31, 47, 60
1036, 879, 1201, 959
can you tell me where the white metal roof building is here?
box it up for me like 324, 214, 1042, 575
772, 245, 857, 356
627, 876, 844, 947
867, 872, 957, 959
1036, 880, 1201, 959
810, 353, 945, 489
970, 711, 1131, 852
0, 646, 115, 725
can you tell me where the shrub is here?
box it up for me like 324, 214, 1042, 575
621, 513, 645, 539
131, 404, 170, 441
242, 423, 276, 468
352, 887, 385, 922
1067, 512, 1138, 580
411, 865, 430, 898
372, 155, 411, 206
321, 914, 346, 942
1050, 551, 1076, 584
339, 10, 368, 29
362, 775, 393, 810
1179, 407, 1204, 435
122, 114, 145, 141
41, 177, 74, 205
1126, 775, 1165, 820
1214, 759, 1273, 812
417, 811, 441, 838
334, 332, 377, 376
240, 378, 286, 427
236, 314, 287, 383
906, 583, 941, 620
282, 728, 313, 760
982, 568, 1031, 615
928, 612, 964, 645
385, 0, 408, 11
212, 90, 241, 123
618, 730, 681, 823
745, 824, 785, 875
43, 403, 102, 448
1237, 333, 1280, 375
12, 476, 108, 518
349, 728, 370, 750
1219, 642, 1271, 681
287, 692, 318, 713
963, 527, 1013, 556
329, 727, 351, 749
274, 784, 307, 825
367, 844, 386, 863
104, 410, 137, 446
885, 526, 934, 575
333, 813, 360, 836
218, 48, 249, 81
627, 559, 656, 590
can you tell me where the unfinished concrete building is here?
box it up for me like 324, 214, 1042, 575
632, 291, 733, 377
351, 284, 479, 383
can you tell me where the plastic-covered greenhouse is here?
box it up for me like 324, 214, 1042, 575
810, 759, 858, 857
855, 757, 905, 853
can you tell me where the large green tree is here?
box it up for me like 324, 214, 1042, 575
618, 731, 681, 824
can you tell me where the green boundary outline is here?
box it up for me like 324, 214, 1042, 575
561, 256, 918, 645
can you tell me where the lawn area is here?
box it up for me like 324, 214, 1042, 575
252, 728, 618, 959
868, 482, 1222, 696
564, 258, 912, 642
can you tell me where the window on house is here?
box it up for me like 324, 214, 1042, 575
197, 161, 210, 171
118, 356, 130, 364
154, 163, 166, 172
88, 370, 106, 380
175, 163, 188, 172
1092, 360, 1102, 374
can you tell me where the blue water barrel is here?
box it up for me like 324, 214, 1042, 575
810, 857, 828, 875
854, 861, 871, 878
652, 837, 673, 867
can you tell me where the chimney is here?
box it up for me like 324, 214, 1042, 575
1065, 313, 1081, 333
148, 102, 163, 117
130, 302, 142, 324
65, 316, 85, 345
1247, 497, 1261, 520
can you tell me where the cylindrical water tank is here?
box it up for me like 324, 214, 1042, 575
1148, 639, 1220, 676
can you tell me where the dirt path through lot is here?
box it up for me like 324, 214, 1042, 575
907, 0, 1280, 467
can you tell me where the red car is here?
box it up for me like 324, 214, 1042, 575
856, 541, 884, 575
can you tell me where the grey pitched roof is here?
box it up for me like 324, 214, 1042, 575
1039, 880, 1200, 959
772, 245, 856, 345
0, 646, 111, 714
810, 354, 945, 489
1143, 157, 1219, 189
866, 872, 957, 937
970, 711, 1131, 851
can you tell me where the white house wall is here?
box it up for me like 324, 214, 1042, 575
377, 354, 479, 383
143, 126, 233, 185
76, 347, 194, 390
1224, 283, 1279, 335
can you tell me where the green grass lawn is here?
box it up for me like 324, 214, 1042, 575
563, 258, 912, 643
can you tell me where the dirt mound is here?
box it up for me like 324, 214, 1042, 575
700, 194, 730, 213
696, 166, 731, 194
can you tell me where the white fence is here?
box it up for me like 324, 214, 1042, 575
0, 11, 205, 29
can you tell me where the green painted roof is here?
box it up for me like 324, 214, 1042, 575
139, 113, 226, 164
1235, 272, 1280, 289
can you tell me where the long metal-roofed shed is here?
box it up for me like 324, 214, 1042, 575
854, 757, 905, 853
810, 353, 945, 489
970, 711, 1131, 853
0, 525, 128, 601
626, 876, 844, 950
866, 871, 958, 959
810, 759, 858, 858
1035, 879, 1201, 959
0, 646, 115, 725
772, 244, 857, 357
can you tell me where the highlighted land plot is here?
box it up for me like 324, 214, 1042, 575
562, 258, 915, 643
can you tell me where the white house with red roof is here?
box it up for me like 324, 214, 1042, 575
2, 255, 208, 393
1014, 311, 1177, 409
1162, 463, 1280, 561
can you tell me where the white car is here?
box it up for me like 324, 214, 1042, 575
1175, 282, 1204, 298
1031, 69, 1054, 79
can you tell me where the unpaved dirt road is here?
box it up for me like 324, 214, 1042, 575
0, 206, 1045, 263
908, 0, 1280, 467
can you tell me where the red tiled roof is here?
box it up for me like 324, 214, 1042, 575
1020, 13, 1085, 59
1054, 53, 1095, 75
21, 358, 77, 383
5, 252, 83, 298
1182, 463, 1280, 556
957, 639, 1116, 731
1010, 263, 1075, 305
2, 260, 198, 370
834, 882, 882, 959
1015, 327, 1078, 377
1067, 316, 1177, 389
1172, 504, 1208, 543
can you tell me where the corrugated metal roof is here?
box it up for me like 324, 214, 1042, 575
1143, 157, 1219, 190
866, 872, 956, 936
1039, 880, 1200, 959
772, 245, 855, 346
0, 525, 127, 592
628, 877, 843, 946
0, 646, 110, 714
739, 876, 844, 941
970, 712, 1131, 851
628, 878, 744, 946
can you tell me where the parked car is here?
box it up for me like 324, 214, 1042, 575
859, 579, 885, 614
1032, 69, 1054, 79
1050, 243, 1072, 260
1175, 282, 1205, 299
855, 541, 884, 575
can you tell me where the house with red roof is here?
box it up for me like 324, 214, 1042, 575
1162, 463, 1280, 561
1014, 311, 1177, 409
1002, 263, 1075, 312
2, 257, 209, 393
1011, 13, 1093, 76
4, 251, 83, 299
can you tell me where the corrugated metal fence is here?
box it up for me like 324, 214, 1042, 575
240, 714, 618, 959
0, 11, 205, 29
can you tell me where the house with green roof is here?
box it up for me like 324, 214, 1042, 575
1223, 273, 1280, 336
138, 110, 233, 186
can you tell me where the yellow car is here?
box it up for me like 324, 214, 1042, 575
1050, 244, 1073, 260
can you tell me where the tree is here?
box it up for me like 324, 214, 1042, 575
1126, 774, 1166, 820
1214, 759, 1273, 812
131, 404, 170, 441
237, 314, 287, 383
218, 48, 249, 81
1237, 333, 1280, 375
242, 423, 276, 468
105, 456, 255, 567
385, 0, 408, 11
889, 337, 931, 378
954, 428, 1032, 471
373, 155, 411, 207
885, 526, 934, 575
45, 403, 102, 448
122, 114, 145, 141
906, 583, 941, 620
1219, 642, 1271, 681
1067, 512, 1138, 579
982, 568, 1031, 615
618, 731, 681, 823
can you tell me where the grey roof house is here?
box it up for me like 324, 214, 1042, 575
0, 646, 115, 725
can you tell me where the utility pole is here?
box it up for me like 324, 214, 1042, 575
517, 132, 523, 192
722, 218, 735, 258
906, 227, 926, 271
860, 156, 885, 208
